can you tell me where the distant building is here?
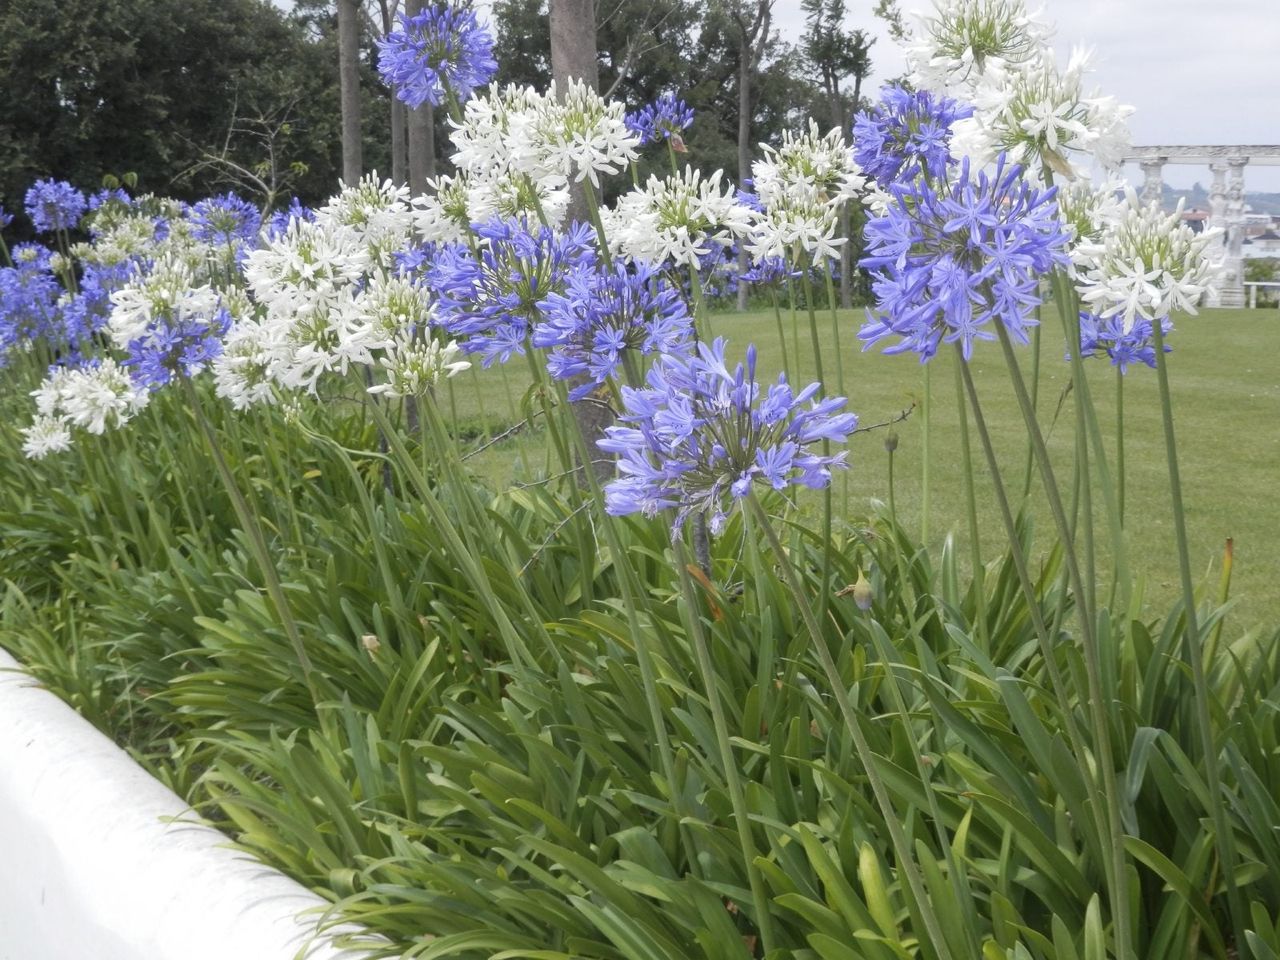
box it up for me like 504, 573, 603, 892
1180, 208, 1209, 233
1243, 230, 1280, 259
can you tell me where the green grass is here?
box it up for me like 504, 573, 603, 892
445, 304, 1280, 629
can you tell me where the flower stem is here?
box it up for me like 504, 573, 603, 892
1149, 317, 1245, 951
675, 539, 777, 955
747, 491, 955, 960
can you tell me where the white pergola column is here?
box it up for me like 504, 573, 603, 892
1139, 158, 1166, 208
1206, 162, 1229, 306
1221, 158, 1248, 307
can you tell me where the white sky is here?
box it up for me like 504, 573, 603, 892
770, 0, 1280, 192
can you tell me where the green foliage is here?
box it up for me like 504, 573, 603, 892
2, 306, 1279, 958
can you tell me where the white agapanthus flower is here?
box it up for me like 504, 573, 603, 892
949, 48, 1133, 178
213, 319, 282, 410
747, 121, 864, 261
316, 174, 414, 265
1074, 189, 1222, 329
412, 173, 476, 244
355, 270, 432, 345
906, 0, 1052, 95
244, 218, 370, 317
515, 79, 640, 189
34, 357, 149, 437
449, 83, 550, 178
466, 171, 570, 231
605, 167, 754, 269
367, 336, 471, 398
20, 415, 73, 460
106, 257, 223, 347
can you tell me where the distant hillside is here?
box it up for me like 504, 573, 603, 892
1162, 183, 1280, 216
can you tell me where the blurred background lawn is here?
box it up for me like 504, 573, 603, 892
432, 304, 1279, 630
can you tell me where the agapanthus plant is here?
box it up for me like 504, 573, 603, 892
859, 154, 1070, 361
428, 217, 596, 366
852, 85, 973, 189
1076, 311, 1171, 373
625, 93, 694, 148
534, 260, 693, 399
24, 179, 87, 233
187, 193, 262, 249
906, 0, 1051, 94
1073, 189, 1220, 330
376, 3, 498, 108
598, 338, 858, 535
605, 167, 753, 269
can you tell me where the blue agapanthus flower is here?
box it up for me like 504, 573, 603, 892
24, 179, 87, 233
124, 306, 231, 390
741, 256, 801, 286
853, 85, 973, 189
859, 154, 1070, 362
534, 260, 693, 399
625, 93, 694, 147
1076, 311, 1171, 373
1, 207, 12, 230
377, 4, 498, 109
0, 252, 62, 358
88, 188, 131, 212
187, 193, 262, 247
59, 261, 134, 352
429, 218, 596, 367
265, 198, 315, 239
599, 338, 858, 536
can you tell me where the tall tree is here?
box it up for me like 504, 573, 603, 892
802, 0, 872, 307
724, 0, 773, 310
403, 0, 435, 193
337, 0, 364, 183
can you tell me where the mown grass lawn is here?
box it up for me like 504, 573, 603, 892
438, 303, 1280, 631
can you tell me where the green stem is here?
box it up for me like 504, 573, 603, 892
675, 540, 777, 956
920, 362, 931, 545
183, 377, 322, 712
992, 325, 1132, 959
1149, 318, 1245, 953
747, 492, 955, 960
1115, 365, 1125, 527
952, 361, 988, 651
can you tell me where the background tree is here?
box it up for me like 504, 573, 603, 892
0, 0, 348, 212
337, 0, 364, 183
802, 0, 872, 307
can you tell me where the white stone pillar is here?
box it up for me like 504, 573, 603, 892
1206, 162, 1228, 306
1139, 157, 1165, 209
1222, 158, 1248, 308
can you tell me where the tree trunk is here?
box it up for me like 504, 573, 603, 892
404, 0, 433, 194
391, 99, 407, 186
337, 0, 363, 185
843, 70, 865, 309
549, 0, 611, 481
828, 74, 851, 310
736, 50, 752, 312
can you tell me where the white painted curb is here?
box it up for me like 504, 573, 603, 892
0, 648, 387, 960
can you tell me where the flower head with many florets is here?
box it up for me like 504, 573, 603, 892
853, 85, 973, 189
599, 338, 858, 536
377, 4, 498, 108
625, 93, 694, 147
24, 179, 87, 233
859, 153, 1070, 361
534, 261, 693, 399
187, 193, 262, 248
428, 218, 597, 366
1076, 311, 1171, 373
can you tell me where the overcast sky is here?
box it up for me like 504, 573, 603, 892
770, 0, 1280, 192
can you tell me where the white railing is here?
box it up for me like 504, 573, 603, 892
1245, 281, 1280, 308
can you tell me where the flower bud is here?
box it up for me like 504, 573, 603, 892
852, 571, 874, 611
884, 432, 899, 453
360, 634, 381, 656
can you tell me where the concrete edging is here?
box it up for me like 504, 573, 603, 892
0, 647, 383, 960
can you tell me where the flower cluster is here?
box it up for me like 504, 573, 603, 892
852, 85, 973, 189
187, 193, 262, 249
429, 218, 596, 366
1076, 311, 1171, 373
906, 0, 1051, 95
949, 49, 1132, 178
24, 179, 87, 233
747, 121, 864, 262
859, 154, 1070, 361
26, 357, 150, 456
1073, 189, 1220, 329
606, 167, 753, 269
599, 338, 858, 535
377, 4, 498, 109
534, 261, 693, 399
625, 93, 694, 147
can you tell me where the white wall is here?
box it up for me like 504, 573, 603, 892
0, 648, 387, 960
